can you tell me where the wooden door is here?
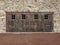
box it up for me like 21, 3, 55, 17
6, 12, 53, 32
6, 12, 19, 32
41, 12, 53, 32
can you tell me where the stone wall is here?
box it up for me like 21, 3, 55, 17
0, 0, 60, 32
0, 10, 6, 33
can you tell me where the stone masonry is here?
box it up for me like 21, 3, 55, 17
0, 0, 60, 33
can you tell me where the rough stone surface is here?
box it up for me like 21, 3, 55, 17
0, 0, 60, 32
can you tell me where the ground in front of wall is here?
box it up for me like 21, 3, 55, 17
0, 33, 60, 45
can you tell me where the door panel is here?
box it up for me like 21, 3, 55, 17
42, 13, 53, 32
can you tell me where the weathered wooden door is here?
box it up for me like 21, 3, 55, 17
6, 12, 18, 32
41, 12, 53, 32
6, 12, 53, 32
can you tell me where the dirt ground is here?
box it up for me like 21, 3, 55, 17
0, 33, 60, 45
